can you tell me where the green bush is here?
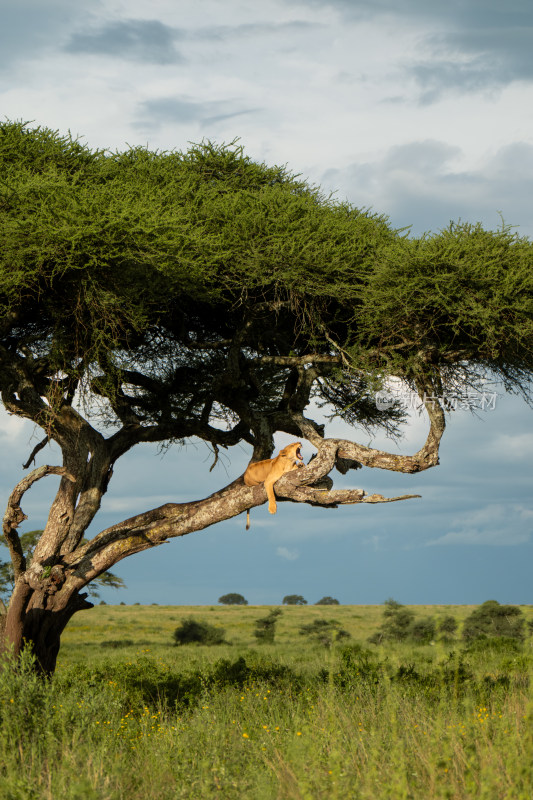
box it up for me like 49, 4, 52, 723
369, 600, 439, 644
299, 618, 350, 647
410, 617, 436, 644
438, 615, 458, 636
462, 600, 525, 641
253, 609, 282, 644
369, 601, 416, 643
173, 617, 226, 646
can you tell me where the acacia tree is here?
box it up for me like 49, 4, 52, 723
1, 122, 532, 674
218, 594, 248, 605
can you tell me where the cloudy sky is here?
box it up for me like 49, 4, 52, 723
1, 0, 532, 606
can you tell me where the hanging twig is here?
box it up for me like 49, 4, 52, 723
22, 435, 49, 469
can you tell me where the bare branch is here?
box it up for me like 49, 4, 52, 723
2, 466, 75, 580
22, 435, 49, 469
362, 493, 421, 503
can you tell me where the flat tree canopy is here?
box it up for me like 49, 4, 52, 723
1, 121, 532, 673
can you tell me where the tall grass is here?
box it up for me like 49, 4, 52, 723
1, 605, 532, 799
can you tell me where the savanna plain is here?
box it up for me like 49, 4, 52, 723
1, 602, 533, 800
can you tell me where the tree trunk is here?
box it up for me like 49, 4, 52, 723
2, 574, 93, 675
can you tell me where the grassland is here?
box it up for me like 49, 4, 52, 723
1, 603, 533, 799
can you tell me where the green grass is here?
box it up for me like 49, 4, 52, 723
1, 604, 533, 799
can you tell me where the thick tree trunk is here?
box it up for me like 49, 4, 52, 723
1, 458, 103, 674
2, 579, 93, 674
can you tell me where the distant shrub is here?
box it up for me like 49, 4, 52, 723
438, 615, 458, 636
369, 600, 435, 645
253, 609, 282, 644
315, 597, 340, 605
173, 617, 226, 646
410, 617, 436, 644
369, 601, 416, 643
218, 593, 248, 605
283, 595, 307, 605
299, 618, 350, 647
383, 598, 404, 614
462, 600, 525, 641
331, 644, 383, 687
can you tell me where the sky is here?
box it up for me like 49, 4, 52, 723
1, 0, 532, 607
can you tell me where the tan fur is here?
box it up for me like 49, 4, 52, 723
244, 442, 304, 529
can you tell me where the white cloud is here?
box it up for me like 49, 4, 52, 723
276, 546, 299, 560
484, 433, 533, 462
322, 139, 533, 237
0, 412, 31, 444
427, 528, 530, 547
427, 503, 532, 546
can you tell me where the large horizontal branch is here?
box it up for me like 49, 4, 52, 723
62, 466, 418, 590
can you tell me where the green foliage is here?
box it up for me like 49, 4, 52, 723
369, 600, 415, 643
462, 600, 525, 641
464, 636, 523, 655
218, 593, 248, 606
282, 595, 307, 605
333, 643, 384, 686
2, 120, 531, 444
438, 615, 458, 636
409, 617, 437, 644
315, 596, 340, 605
172, 617, 226, 646
383, 597, 404, 614
369, 599, 436, 644
253, 609, 282, 644
298, 618, 350, 647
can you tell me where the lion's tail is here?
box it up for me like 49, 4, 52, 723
246, 509, 251, 530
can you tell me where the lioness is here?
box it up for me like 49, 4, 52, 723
244, 442, 304, 529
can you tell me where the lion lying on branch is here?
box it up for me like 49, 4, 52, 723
243, 442, 304, 529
